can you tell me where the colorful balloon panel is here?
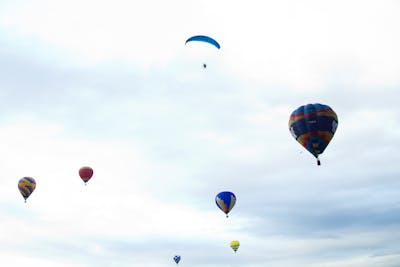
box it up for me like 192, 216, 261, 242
230, 240, 240, 253
79, 166, 93, 184
289, 103, 338, 164
173, 255, 181, 264
18, 177, 36, 202
215, 191, 236, 217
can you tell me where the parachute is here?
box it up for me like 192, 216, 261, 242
215, 191, 236, 217
185, 35, 220, 49
18, 177, 36, 202
289, 103, 338, 165
79, 166, 93, 185
173, 255, 181, 264
230, 240, 240, 253
185, 35, 220, 68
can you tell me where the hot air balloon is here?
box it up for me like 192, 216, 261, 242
185, 35, 220, 68
230, 240, 240, 253
173, 255, 181, 264
289, 103, 338, 165
215, 191, 236, 217
79, 166, 93, 185
18, 177, 36, 202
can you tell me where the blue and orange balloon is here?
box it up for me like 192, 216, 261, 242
173, 255, 181, 264
79, 166, 93, 185
289, 103, 338, 165
215, 191, 236, 217
18, 177, 36, 202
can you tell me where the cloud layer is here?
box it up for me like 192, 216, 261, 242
0, 0, 399, 266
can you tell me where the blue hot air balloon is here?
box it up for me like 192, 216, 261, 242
173, 255, 181, 264
215, 191, 236, 217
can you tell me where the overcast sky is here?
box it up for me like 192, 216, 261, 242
0, 0, 400, 266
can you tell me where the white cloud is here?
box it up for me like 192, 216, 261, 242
2, 0, 399, 87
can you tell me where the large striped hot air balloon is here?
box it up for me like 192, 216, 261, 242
289, 103, 338, 165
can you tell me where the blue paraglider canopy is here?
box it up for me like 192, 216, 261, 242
185, 35, 220, 49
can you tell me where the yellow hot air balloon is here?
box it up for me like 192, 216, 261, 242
230, 240, 240, 253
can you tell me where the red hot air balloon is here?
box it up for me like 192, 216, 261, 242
79, 166, 93, 185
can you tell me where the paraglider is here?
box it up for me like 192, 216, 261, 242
230, 240, 240, 253
18, 177, 36, 202
173, 255, 181, 264
215, 191, 236, 217
185, 35, 220, 69
289, 103, 338, 165
185, 35, 220, 49
79, 166, 93, 185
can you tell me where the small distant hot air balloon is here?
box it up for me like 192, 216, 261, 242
79, 166, 93, 185
230, 240, 240, 253
18, 177, 36, 202
289, 103, 338, 165
215, 191, 236, 217
173, 255, 181, 264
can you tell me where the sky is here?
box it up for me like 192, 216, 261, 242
0, 0, 399, 266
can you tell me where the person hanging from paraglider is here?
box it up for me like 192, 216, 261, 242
185, 35, 220, 70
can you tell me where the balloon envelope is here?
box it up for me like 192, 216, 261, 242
215, 191, 236, 217
18, 177, 36, 202
185, 35, 220, 49
230, 240, 240, 253
173, 255, 181, 264
289, 103, 338, 164
79, 166, 93, 184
